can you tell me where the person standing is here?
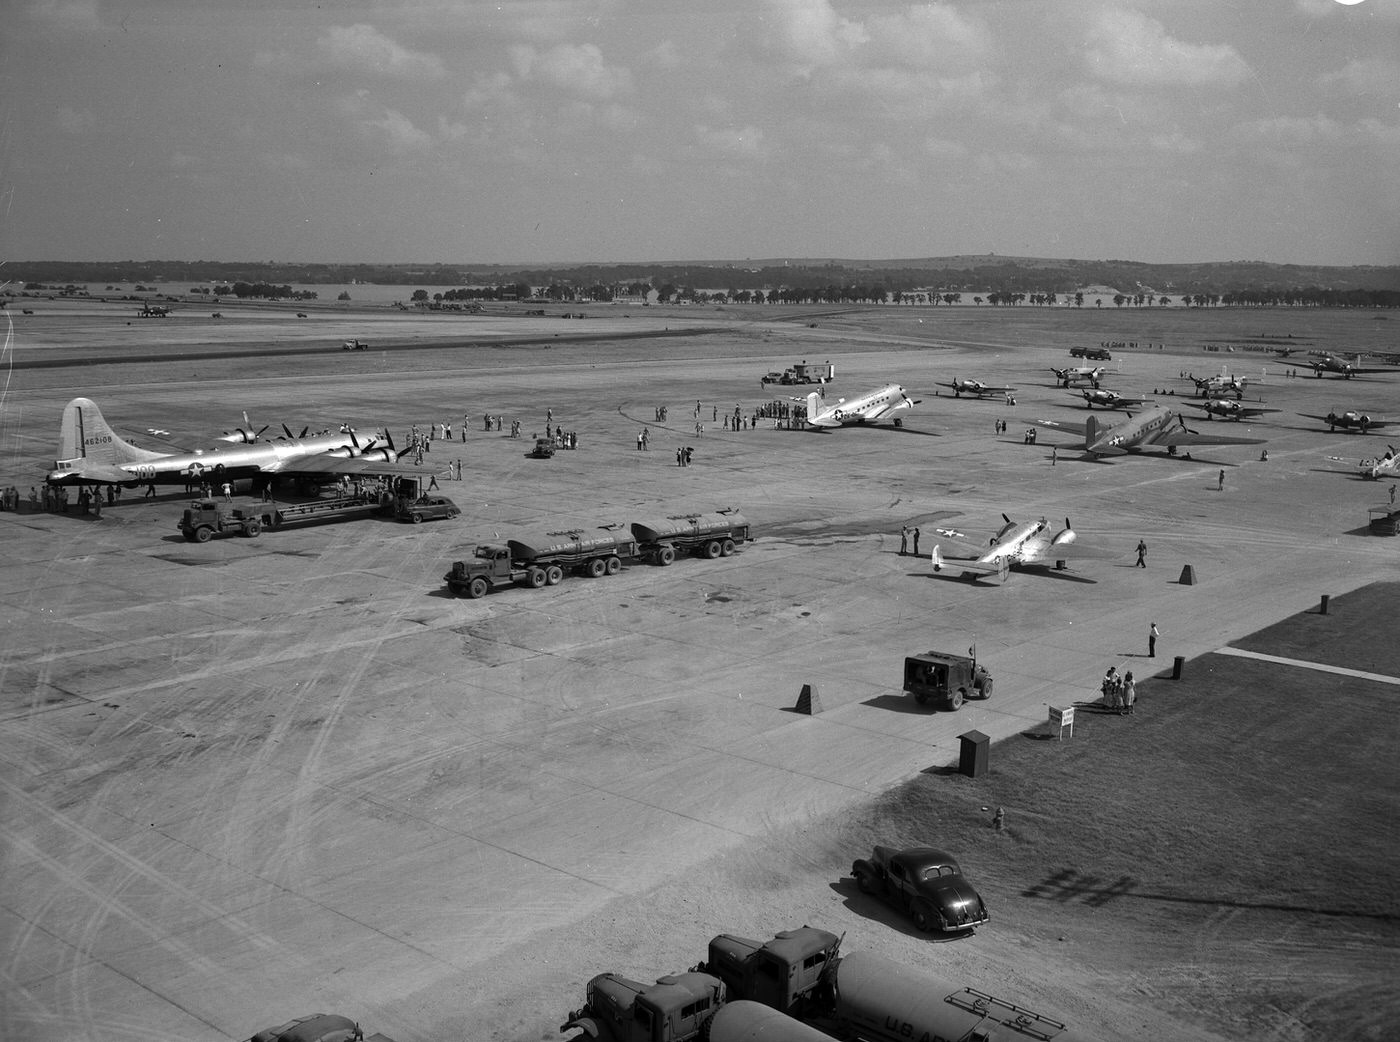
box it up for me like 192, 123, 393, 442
1217, 468, 1225, 491
1051, 444, 1058, 465
1148, 621, 1159, 658
912, 527, 921, 556
1122, 671, 1136, 715
1390, 484, 1396, 507
900, 525, 910, 556
1102, 666, 1119, 711
1135, 539, 1147, 567
222, 482, 233, 502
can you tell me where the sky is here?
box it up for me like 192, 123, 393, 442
2, 0, 1398, 267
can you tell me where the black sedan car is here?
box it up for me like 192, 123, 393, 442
396, 495, 461, 524
851, 844, 990, 933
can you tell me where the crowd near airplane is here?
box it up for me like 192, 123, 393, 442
1304, 352, 1397, 379
46, 398, 421, 487
1301, 409, 1395, 433
803, 385, 919, 428
1050, 366, 1107, 388
940, 378, 1016, 399
1075, 388, 1150, 410
1182, 400, 1279, 422
1031, 405, 1266, 458
929, 515, 1099, 582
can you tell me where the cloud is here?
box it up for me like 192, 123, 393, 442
1320, 57, 1400, 98
315, 24, 445, 79
864, 4, 990, 69
339, 95, 434, 155
1085, 10, 1250, 88
1236, 113, 1344, 146
509, 43, 632, 100
762, 0, 868, 73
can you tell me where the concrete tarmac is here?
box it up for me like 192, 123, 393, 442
2, 303, 1397, 1041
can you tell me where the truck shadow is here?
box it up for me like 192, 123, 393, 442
860, 693, 936, 715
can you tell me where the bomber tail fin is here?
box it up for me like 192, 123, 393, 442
1084, 414, 1101, 449
56, 398, 165, 467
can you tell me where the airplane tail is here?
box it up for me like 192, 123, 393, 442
1084, 414, 1101, 449
805, 391, 821, 418
56, 398, 165, 466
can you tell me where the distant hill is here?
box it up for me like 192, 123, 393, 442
10, 256, 1399, 299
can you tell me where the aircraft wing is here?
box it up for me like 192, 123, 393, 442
1150, 429, 1266, 448
929, 546, 1011, 582
265, 455, 429, 477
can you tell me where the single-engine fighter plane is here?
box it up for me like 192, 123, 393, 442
45, 397, 422, 488
1030, 405, 1266, 458
1182, 400, 1279, 422
1327, 445, 1399, 480
1050, 366, 1107, 388
1075, 388, 1151, 410
1302, 409, 1396, 434
940, 377, 1016, 399
929, 515, 1105, 582
802, 385, 919, 428
1304, 352, 1398, 379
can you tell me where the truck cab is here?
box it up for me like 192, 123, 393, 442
903, 651, 992, 710
561, 972, 723, 1042
701, 927, 839, 1017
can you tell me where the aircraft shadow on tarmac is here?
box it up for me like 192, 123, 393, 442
914, 569, 1098, 585
801, 424, 942, 438
828, 877, 977, 943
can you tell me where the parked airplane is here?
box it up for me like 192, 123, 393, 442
1190, 371, 1250, 399
1075, 388, 1150, 410
46, 397, 421, 487
1182, 400, 1279, 422
1050, 366, 1106, 388
1304, 352, 1396, 379
929, 515, 1096, 582
941, 378, 1016, 399
1301, 409, 1395, 433
1031, 405, 1266, 458
803, 385, 919, 428
1327, 446, 1400, 480
136, 304, 174, 317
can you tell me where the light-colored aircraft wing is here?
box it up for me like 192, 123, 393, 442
264, 454, 428, 477
1030, 417, 1088, 437
1150, 429, 1267, 448
929, 545, 1011, 582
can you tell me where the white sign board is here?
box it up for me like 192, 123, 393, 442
1049, 705, 1075, 740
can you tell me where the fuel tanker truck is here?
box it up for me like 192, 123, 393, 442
444, 509, 750, 597
564, 926, 1083, 1042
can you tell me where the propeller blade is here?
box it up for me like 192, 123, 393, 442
300, 426, 310, 439
282, 424, 294, 439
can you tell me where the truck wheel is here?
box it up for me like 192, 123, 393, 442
704, 540, 722, 559
467, 577, 489, 599
978, 677, 993, 699
605, 556, 622, 575
657, 545, 676, 566
721, 538, 736, 556
195, 526, 212, 543
586, 558, 606, 578
245, 520, 261, 537
528, 568, 547, 589
950, 687, 965, 710
411, 512, 424, 524
546, 564, 564, 585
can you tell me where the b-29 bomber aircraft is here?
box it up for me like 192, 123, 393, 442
1031, 405, 1266, 458
45, 397, 422, 488
802, 385, 919, 428
940, 377, 1016, 399
1301, 409, 1395, 434
1182, 400, 1279, 421
1075, 388, 1151, 410
929, 514, 1110, 582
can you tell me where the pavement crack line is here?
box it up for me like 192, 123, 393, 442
1215, 646, 1400, 686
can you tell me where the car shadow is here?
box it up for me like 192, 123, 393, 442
828, 878, 977, 943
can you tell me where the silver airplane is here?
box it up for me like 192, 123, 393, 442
941, 378, 1016, 399
1050, 366, 1107, 388
1301, 409, 1396, 434
1326, 445, 1400, 480
1190, 370, 1250, 399
929, 515, 1104, 582
46, 397, 421, 487
1304, 352, 1398, 379
802, 384, 920, 428
1182, 400, 1279, 422
1031, 404, 1265, 458
1075, 388, 1151, 410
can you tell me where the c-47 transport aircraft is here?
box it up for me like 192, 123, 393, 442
1031, 405, 1265, 458
803, 385, 919, 428
46, 397, 423, 487
940, 377, 1016, 398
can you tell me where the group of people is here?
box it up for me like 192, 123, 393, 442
1101, 666, 1137, 715
899, 525, 921, 555
8, 483, 115, 514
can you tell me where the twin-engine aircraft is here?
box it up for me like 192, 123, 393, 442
1304, 352, 1397, 379
46, 397, 422, 487
1183, 400, 1279, 422
1050, 366, 1106, 388
1191, 371, 1250, 398
803, 385, 919, 428
1301, 409, 1395, 433
1075, 388, 1150, 410
940, 378, 1016, 399
1031, 405, 1266, 458
929, 515, 1101, 582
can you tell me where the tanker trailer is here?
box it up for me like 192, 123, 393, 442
445, 523, 636, 596
828, 950, 1082, 1042
705, 1001, 838, 1042
631, 509, 751, 565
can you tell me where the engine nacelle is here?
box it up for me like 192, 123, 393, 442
1051, 517, 1076, 548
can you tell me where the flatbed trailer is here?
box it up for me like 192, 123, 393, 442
256, 495, 385, 529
